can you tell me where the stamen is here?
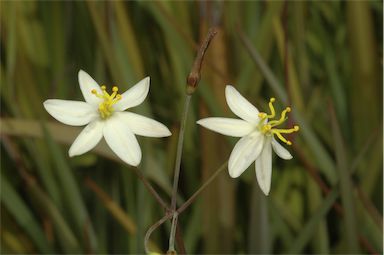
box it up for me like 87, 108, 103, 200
90, 85, 123, 119
269, 107, 291, 127
112, 94, 122, 104
267, 98, 276, 118
272, 126, 299, 134
257, 98, 299, 145
272, 130, 291, 145
258, 112, 267, 119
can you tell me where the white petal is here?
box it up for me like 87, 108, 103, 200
103, 116, 142, 166
228, 132, 264, 178
271, 138, 292, 160
78, 70, 103, 105
197, 117, 255, 137
114, 77, 150, 111
69, 120, 104, 156
255, 138, 272, 195
43, 99, 97, 126
225, 85, 260, 124
116, 112, 171, 137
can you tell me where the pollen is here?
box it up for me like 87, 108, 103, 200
258, 98, 299, 145
91, 85, 122, 119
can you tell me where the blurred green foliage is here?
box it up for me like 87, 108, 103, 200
0, 1, 382, 254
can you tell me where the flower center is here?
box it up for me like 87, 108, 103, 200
91, 85, 122, 119
257, 98, 299, 145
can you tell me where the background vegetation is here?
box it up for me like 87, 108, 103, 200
1, 1, 382, 254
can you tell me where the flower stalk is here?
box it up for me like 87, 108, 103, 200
170, 95, 192, 211
168, 212, 179, 252
167, 27, 217, 253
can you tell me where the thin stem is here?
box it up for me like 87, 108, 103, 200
144, 214, 172, 254
168, 27, 217, 253
168, 212, 179, 252
133, 167, 169, 210
170, 27, 217, 211
170, 95, 191, 211
177, 161, 227, 214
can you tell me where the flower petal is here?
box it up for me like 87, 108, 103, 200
69, 120, 104, 157
225, 85, 260, 124
114, 77, 150, 111
255, 138, 272, 195
43, 99, 97, 126
271, 138, 292, 160
103, 115, 142, 166
228, 132, 264, 178
78, 70, 103, 105
197, 117, 255, 137
116, 112, 171, 137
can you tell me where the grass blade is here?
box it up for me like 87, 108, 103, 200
330, 104, 359, 252
1, 175, 52, 253
288, 189, 339, 253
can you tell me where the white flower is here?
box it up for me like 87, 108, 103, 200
197, 85, 299, 195
43, 70, 171, 166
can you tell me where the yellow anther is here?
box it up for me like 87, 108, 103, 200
257, 98, 299, 145
269, 107, 291, 127
267, 98, 276, 118
258, 112, 267, 119
90, 85, 122, 119
272, 130, 290, 144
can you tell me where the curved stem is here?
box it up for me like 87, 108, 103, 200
177, 161, 227, 214
144, 214, 172, 254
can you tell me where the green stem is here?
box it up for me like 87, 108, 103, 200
144, 214, 172, 254
167, 28, 216, 253
168, 212, 179, 252
170, 95, 191, 210
168, 95, 191, 251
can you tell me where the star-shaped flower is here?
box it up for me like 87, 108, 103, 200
43, 70, 171, 166
197, 85, 299, 195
